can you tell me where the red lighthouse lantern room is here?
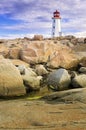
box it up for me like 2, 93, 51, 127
53, 10, 61, 19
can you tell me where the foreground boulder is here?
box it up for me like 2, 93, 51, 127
47, 68, 71, 91
0, 59, 26, 96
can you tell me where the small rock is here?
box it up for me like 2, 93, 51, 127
35, 64, 48, 75
79, 67, 86, 74
18, 65, 26, 75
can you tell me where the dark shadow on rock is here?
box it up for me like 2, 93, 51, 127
41, 88, 86, 105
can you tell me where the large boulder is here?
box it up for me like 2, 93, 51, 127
73, 44, 86, 66
47, 68, 71, 91
20, 41, 47, 64
0, 55, 4, 59
0, 59, 26, 96
47, 48, 78, 69
33, 35, 43, 40
0, 44, 9, 58
73, 44, 86, 52
11, 59, 29, 68
0, 39, 6, 44
20, 41, 78, 69
8, 47, 21, 59
72, 74, 86, 88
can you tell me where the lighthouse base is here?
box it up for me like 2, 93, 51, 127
52, 32, 62, 38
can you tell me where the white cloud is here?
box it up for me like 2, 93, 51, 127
74, 31, 86, 38
0, 33, 50, 39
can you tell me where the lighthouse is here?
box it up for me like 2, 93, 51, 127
52, 10, 62, 37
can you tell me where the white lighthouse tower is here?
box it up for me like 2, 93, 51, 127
52, 10, 62, 37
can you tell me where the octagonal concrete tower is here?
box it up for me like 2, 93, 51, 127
52, 10, 62, 37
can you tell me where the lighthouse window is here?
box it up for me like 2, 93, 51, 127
53, 32, 55, 35
53, 19, 55, 23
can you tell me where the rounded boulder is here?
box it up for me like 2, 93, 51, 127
0, 59, 26, 96
47, 68, 71, 91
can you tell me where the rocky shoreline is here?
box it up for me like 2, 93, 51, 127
0, 35, 86, 130
0, 35, 86, 98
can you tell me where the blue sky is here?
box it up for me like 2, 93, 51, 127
0, 0, 86, 39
